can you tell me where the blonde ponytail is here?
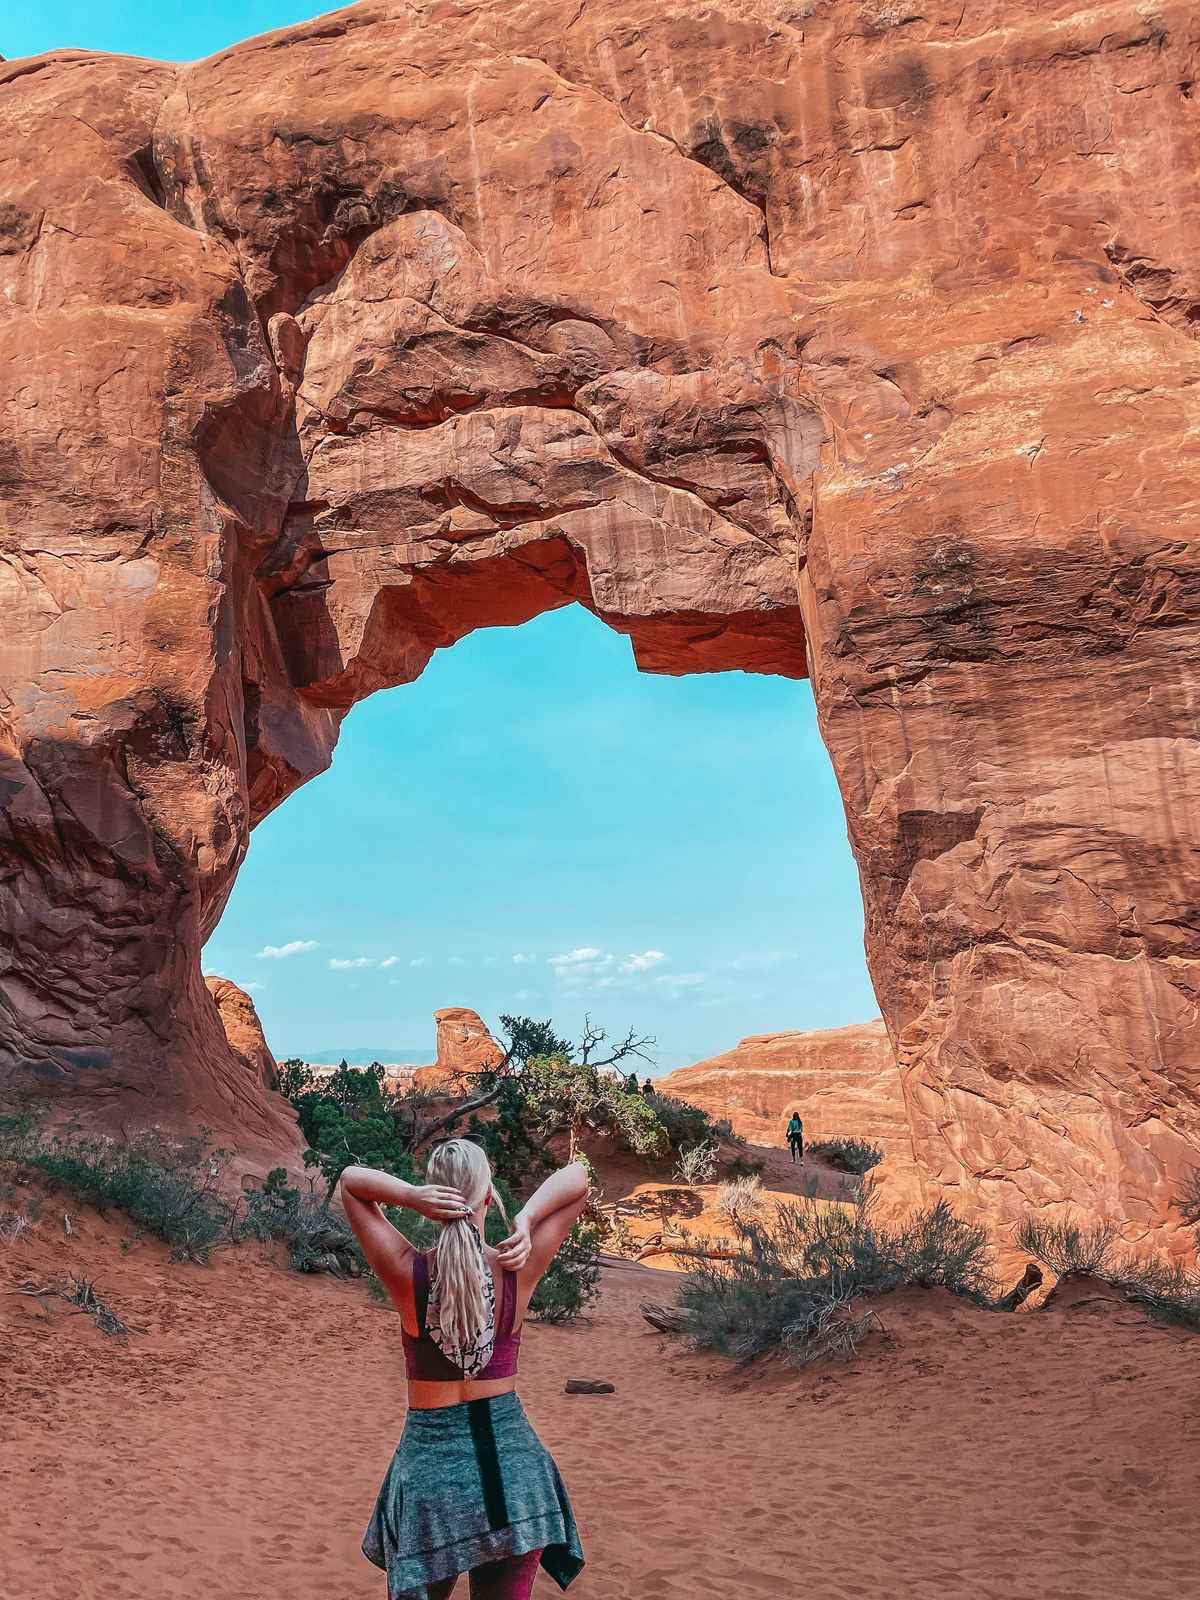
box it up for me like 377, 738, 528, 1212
425, 1139, 509, 1371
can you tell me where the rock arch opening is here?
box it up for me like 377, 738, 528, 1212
205, 603, 877, 1082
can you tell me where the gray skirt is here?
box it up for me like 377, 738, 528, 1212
361, 1392, 585, 1599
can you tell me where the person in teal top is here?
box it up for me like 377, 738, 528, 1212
786, 1111, 804, 1163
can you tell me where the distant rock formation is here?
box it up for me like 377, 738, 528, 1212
411, 1007, 504, 1094
204, 976, 279, 1093
659, 1020, 910, 1155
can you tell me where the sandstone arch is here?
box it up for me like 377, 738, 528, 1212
2, 1, 1200, 1240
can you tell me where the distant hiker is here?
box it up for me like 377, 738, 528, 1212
624, 1071, 641, 1095
786, 1112, 804, 1163
642, 1076, 654, 1097
342, 1140, 587, 1598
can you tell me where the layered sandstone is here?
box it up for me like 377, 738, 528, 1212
3, 2, 1200, 1245
658, 1020, 909, 1156
204, 976, 279, 1093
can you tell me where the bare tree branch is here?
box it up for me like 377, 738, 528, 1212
591, 1025, 657, 1069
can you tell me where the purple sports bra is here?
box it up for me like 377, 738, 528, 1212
402, 1250, 523, 1382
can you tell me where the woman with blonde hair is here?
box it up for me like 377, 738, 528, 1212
340, 1139, 589, 1599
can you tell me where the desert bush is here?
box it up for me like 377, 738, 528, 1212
1015, 1216, 1117, 1276
1017, 1212, 1200, 1331
0, 1111, 236, 1262
239, 1167, 364, 1275
292, 1072, 419, 1198
0, 1209, 28, 1243
1176, 1166, 1200, 1229
716, 1175, 763, 1226
671, 1193, 996, 1368
810, 1137, 883, 1175
645, 1092, 721, 1152
674, 1140, 720, 1185
1108, 1255, 1200, 1332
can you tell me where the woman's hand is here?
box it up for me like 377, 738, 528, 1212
494, 1215, 532, 1270
408, 1184, 473, 1221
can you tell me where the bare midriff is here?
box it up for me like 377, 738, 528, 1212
406, 1375, 519, 1410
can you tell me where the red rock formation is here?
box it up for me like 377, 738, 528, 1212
658, 1020, 908, 1154
411, 1007, 504, 1094
659, 1019, 928, 1218
204, 976, 279, 1093
3, 3, 1200, 1244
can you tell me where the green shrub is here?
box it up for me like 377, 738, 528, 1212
1015, 1216, 1116, 1276
528, 1218, 602, 1324
644, 1092, 720, 1151
810, 1137, 883, 1174
1110, 1255, 1200, 1331
239, 1167, 363, 1275
0, 1112, 235, 1262
466, 1080, 555, 1193
672, 1194, 996, 1368
1017, 1212, 1200, 1331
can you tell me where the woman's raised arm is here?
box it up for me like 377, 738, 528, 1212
338, 1165, 472, 1282
495, 1160, 591, 1276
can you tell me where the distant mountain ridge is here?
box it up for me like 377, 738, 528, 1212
301, 1046, 430, 1067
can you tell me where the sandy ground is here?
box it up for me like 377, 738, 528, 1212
2, 1174, 1199, 1600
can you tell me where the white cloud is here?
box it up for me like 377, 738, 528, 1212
241, 981, 265, 993
512, 953, 535, 965
410, 957, 429, 968
329, 956, 375, 970
256, 939, 318, 960
620, 949, 666, 973
514, 989, 533, 1001
548, 946, 672, 990
379, 956, 400, 969
549, 947, 603, 969
449, 955, 466, 967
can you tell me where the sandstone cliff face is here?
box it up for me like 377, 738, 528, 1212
658, 1018, 927, 1219
658, 1020, 909, 1154
204, 976, 279, 1093
3, 2, 1200, 1245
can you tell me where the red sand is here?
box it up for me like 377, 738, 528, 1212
2, 1179, 1197, 1600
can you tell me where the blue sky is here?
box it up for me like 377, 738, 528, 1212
11, 2, 878, 1069
4, 3, 333, 63
203, 607, 877, 1068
